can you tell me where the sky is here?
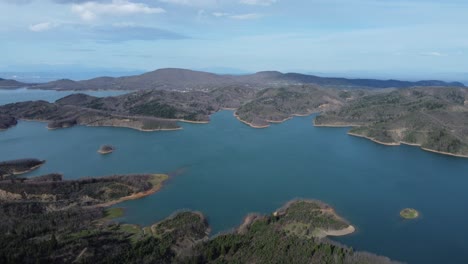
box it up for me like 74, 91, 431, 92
1, 0, 468, 80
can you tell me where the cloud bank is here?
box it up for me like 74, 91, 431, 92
71, 0, 165, 21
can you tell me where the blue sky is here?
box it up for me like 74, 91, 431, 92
1, 0, 468, 80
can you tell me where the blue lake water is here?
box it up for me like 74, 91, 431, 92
1, 91, 468, 263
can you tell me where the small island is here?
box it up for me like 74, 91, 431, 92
98, 145, 115, 155
400, 208, 419, 219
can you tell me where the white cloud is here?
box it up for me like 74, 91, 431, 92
71, 0, 165, 21
29, 22, 57, 32
211, 12, 262, 19
158, 0, 275, 8
159, 0, 218, 7
229, 13, 262, 19
212, 12, 229, 17
420, 51, 445, 57
239, 0, 276, 6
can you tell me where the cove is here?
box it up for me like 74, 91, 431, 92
2, 109, 468, 263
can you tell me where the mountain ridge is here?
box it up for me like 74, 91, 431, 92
0, 78, 30, 89
2, 68, 464, 91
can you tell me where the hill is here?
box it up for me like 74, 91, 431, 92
0, 78, 29, 89
0, 114, 17, 130
0, 86, 256, 131
234, 85, 371, 127
315, 87, 468, 157
32, 68, 237, 91
20, 68, 465, 91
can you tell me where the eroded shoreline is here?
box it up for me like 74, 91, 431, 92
345, 131, 468, 158
95, 174, 169, 208
234, 111, 317, 129
321, 225, 356, 238
233, 112, 270, 129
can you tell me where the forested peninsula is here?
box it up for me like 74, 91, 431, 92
0, 164, 398, 263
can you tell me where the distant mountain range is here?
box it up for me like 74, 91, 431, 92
0, 68, 465, 90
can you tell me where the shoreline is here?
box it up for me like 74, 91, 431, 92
94, 174, 168, 208
47, 122, 183, 132
234, 111, 318, 129
233, 112, 270, 129
312, 119, 356, 128
98, 150, 113, 155
137, 126, 182, 132
347, 132, 400, 146
14, 112, 468, 159
276, 199, 356, 239
237, 214, 264, 234
178, 119, 210, 124
400, 141, 422, 147
265, 116, 293, 123
400, 208, 420, 219
6, 108, 314, 132
421, 147, 468, 158
347, 132, 468, 158
17, 117, 183, 132
292, 112, 315, 117
12, 162, 45, 176
233, 111, 317, 129
320, 225, 356, 238
314, 124, 355, 128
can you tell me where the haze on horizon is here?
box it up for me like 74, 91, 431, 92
1, 0, 467, 82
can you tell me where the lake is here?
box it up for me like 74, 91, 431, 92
1, 90, 468, 264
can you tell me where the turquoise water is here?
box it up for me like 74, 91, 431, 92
0, 88, 130, 105
1, 93, 468, 263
